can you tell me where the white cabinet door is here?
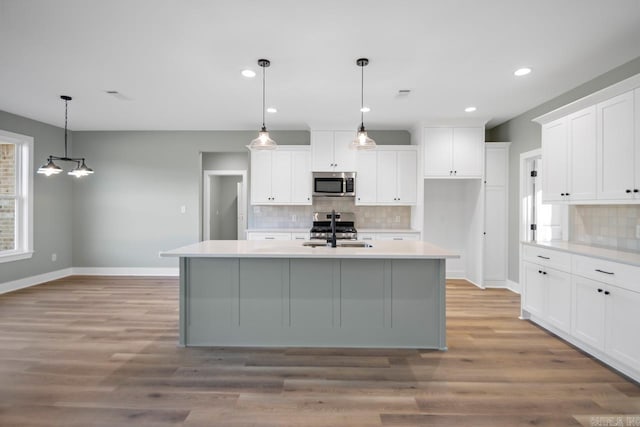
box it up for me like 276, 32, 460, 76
635, 88, 640, 198
545, 268, 572, 334
250, 150, 272, 204
424, 127, 453, 177
572, 276, 606, 351
355, 150, 377, 205
311, 131, 335, 172
333, 131, 357, 172
452, 127, 484, 177
376, 150, 397, 203
396, 150, 417, 204
484, 186, 507, 282
523, 262, 546, 318
270, 151, 292, 204
606, 285, 640, 370
541, 118, 568, 203
568, 106, 597, 201
597, 91, 635, 200
291, 150, 311, 205
485, 144, 508, 186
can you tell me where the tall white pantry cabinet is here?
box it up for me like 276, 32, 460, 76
420, 125, 507, 288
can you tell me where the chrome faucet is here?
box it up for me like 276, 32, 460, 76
329, 209, 337, 248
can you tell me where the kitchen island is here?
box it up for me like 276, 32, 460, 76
160, 240, 458, 349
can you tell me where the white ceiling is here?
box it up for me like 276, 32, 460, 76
1, 0, 640, 132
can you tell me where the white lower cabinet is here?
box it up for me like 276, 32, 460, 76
571, 276, 606, 349
522, 261, 571, 333
522, 243, 640, 382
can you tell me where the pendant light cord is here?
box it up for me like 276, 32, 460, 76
262, 64, 266, 130
360, 63, 364, 128
64, 98, 69, 157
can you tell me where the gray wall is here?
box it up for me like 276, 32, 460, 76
486, 55, 640, 284
0, 110, 73, 283
219, 176, 242, 239
70, 130, 308, 268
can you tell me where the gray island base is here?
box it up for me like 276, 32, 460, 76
161, 240, 459, 349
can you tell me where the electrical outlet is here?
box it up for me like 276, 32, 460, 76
51, 253, 57, 262
180, 205, 186, 214
636, 224, 640, 239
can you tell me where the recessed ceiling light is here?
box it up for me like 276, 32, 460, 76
360, 106, 370, 113
266, 107, 277, 113
241, 69, 256, 78
514, 67, 532, 77
465, 106, 477, 113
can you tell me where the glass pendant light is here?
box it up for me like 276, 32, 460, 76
351, 58, 376, 150
37, 95, 95, 177
249, 59, 277, 150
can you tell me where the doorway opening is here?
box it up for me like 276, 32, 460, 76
203, 170, 247, 241
519, 149, 567, 245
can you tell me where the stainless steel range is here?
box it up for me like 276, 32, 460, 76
309, 211, 357, 241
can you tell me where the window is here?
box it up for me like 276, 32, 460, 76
0, 130, 33, 263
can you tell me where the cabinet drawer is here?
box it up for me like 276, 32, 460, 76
358, 233, 376, 241
291, 232, 310, 241
246, 232, 291, 241
376, 233, 420, 241
572, 254, 640, 291
523, 245, 571, 272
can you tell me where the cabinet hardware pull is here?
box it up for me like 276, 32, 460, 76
393, 238, 403, 240
626, 189, 632, 193
265, 237, 275, 240
538, 270, 542, 274
561, 193, 565, 196
604, 291, 610, 295
566, 193, 570, 196
595, 269, 614, 275
635, 189, 639, 193
597, 288, 603, 293
542, 271, 547, 275
537, 255, 550, 260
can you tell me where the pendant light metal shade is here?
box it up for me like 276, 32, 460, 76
37, 95, 95, 177
351, 58, 376, 150
249, 59, 277, 150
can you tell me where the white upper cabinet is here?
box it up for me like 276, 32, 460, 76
355, 150, 377, 204
311, 131, 356, 172
541, 106, 597, 203
355, 146, 417, 206
568, 106, 597, 201
250, 146, 311, 205
541, 118, 569, 203
597, 91, 636, 200
290, 150, 312, 204
424, 127, 484, 178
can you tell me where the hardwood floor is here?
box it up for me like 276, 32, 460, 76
0, 276, 638, 426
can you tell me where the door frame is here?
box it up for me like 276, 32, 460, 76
202, 170, 247, 241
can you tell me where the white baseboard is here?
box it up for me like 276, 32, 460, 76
507, 279, 521, 294
72, 267, 179, 276
1, 267, 179, 295
0, 267, 73, 295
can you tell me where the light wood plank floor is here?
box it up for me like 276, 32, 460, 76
1, 277, 638, 426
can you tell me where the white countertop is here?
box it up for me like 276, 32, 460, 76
161, 240, 459, 260
522, 241, 640, 267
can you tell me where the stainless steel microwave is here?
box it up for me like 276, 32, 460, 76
312, 172, 356, 197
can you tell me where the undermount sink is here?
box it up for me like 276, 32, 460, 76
302, 241, 372, 248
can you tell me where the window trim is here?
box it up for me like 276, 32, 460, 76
0, 129, 34, 263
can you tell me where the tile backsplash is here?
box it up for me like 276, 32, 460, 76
251, 198, 411, 229
570, 205, 640, 252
